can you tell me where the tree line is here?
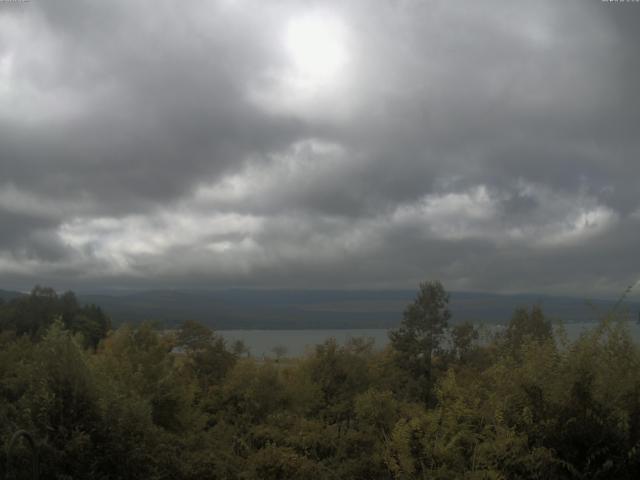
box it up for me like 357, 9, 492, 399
1, 281, 639, 479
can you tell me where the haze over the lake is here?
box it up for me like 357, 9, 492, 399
1, 0, 639, 297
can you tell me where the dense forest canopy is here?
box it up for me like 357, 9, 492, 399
1, 282, 640, 479
0, 286, 110, 348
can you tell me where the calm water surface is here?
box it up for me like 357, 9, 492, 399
219, 329, 390, 357
219, 322, 640, 358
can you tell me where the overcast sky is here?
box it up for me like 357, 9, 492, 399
1, 0, 639, 296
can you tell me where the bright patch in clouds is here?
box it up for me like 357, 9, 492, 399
534, 206, 618, 247
285, 12, 348, 88
388, 183, 618, 247
58, 212, 263, 274
392, 186, 498, 240
192, 139, 349, 209
247, 11, 351, 117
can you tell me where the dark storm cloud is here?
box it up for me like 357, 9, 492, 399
1, 0, 308, 209
1, 0, 639, 296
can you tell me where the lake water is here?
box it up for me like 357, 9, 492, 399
219, 329, 390, 357
219, 321, 640, 358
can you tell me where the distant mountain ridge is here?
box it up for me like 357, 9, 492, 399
2, 287, 637, 330
0, 289, 25, 302
70, 288, 640, 330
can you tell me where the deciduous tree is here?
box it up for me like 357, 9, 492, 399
389, 280, 451, 402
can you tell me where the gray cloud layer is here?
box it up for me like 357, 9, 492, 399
1, 0, 639, 296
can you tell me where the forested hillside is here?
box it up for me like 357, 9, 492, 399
2, 283, 640, 479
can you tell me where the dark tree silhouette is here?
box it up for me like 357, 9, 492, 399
389, 280, 450, 402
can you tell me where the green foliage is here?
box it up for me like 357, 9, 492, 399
176, 320, 238, 392
2, 283, 640, 479
303, 338, 372, 422
0, 287, 110, 347
502, 305, 552, 355
451, 321, 479, 361
389, 280, 451, 403
242, 444, 322, 480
